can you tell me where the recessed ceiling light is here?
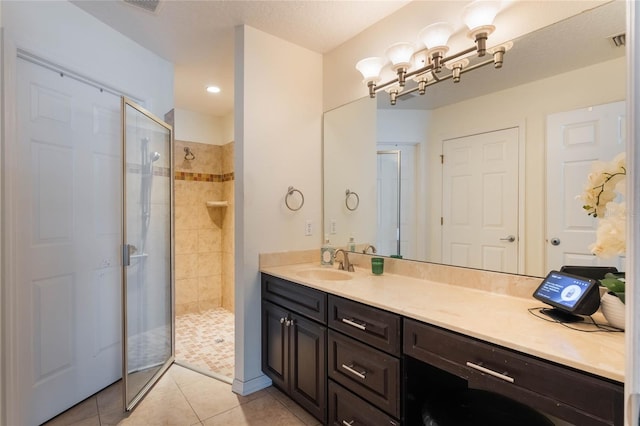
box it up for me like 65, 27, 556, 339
206, 86, 221, 94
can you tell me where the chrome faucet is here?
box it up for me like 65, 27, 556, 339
334, 249, 355, 272
362, 244, 377, 254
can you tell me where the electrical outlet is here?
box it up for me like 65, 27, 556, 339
305, 220, 313, 236
330, 219, 337, 234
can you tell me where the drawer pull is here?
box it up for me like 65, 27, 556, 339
342, 317, 367, 331
342, 421, 354, 426
466, 361, 515, 383
341, 363, 367, 379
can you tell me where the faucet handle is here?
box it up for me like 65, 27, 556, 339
347, 263, 355, 272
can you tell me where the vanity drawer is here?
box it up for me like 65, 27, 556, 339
404, 319, 623, 426
328, 380, 400, 426
328, 330, 400, 418
328, 295, 401, 356
262, 274, 327, 324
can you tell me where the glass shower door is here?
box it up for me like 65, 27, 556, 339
121, 98, 174, 411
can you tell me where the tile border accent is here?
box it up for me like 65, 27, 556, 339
175, 171, 235, 182
126, 163, 171, 177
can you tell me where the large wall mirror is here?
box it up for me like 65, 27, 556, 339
323, 1, 626, 278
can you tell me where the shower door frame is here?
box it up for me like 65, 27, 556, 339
121, 97, 175, 411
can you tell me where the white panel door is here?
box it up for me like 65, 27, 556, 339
546, 101, 625, 271
14, 58, 122, 425
442, 128, 519, 273
376, 150, 400, 256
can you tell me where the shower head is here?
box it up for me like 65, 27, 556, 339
150, 152, 161, 162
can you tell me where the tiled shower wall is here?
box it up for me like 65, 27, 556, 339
174, 140, 234, 315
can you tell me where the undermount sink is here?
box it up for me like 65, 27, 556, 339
296, 268, 353, 281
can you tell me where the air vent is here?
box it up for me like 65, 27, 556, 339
122, 0, 160, 13
610, 33, 625, 48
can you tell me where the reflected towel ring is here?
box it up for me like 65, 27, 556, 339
345, 189, 360, 211
184, 147, 196, 160
285, 186, 304, 211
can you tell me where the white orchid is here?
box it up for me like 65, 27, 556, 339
579, 152, 626, 218
578, 152, 626, 258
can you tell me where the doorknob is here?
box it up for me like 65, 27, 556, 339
550, 238, 561, 246
500, 235, 516, 243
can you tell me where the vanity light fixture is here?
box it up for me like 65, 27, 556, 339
355, 0, 509, 105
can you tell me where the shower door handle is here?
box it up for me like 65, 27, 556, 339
122, 244, 138, 266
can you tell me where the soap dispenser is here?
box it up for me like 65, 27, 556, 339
347, 236, 356, 252
321, 235, 335, 266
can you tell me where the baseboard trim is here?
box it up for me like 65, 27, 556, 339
232, 374, 272, 396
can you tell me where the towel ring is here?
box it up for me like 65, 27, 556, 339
184, 147, 196, 161
285, 186, 304, 211
345, 189, 360, 211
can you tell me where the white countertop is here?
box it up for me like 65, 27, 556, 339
260, 262, 625, 383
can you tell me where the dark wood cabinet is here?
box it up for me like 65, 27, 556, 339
404, 318, 624, 426
261, 272, 623, 426
328, 330, 400, 418
328, 296, 401, 356
261, 275, 327, 423
328, 380, 400, 426
327, 295, 403, 423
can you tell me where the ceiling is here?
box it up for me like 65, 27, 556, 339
71, 0, 411, 117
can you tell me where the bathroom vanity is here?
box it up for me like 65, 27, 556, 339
260, 261, 624, 426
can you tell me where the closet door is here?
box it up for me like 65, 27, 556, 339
13, 57, 122, 425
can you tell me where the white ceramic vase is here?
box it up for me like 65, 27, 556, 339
600, 292, 625, 330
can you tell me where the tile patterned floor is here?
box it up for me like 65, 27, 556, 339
44, 364, 321, 426
175, 308, 235, 379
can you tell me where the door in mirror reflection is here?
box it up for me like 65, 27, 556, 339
442, 128, 519, 273
546, 101, 626, 272
122, 98, 174, 411
377, 150, 401, 257
376, 145, 417, 259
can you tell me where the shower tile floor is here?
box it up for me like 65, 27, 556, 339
175, 307, 235, 379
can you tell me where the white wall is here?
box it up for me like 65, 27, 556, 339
377, 109, 429, 259
174, 108, 233, 145
425, 56, 626, 277
1, 1, 173, 423
324, 97, 377, 249
2, 2, 172, 116
323, 0, 609, 112
233, 25, 322, 395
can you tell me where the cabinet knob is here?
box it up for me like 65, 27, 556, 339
280, 317, 285, 324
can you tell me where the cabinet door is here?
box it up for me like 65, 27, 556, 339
262, 301, 289, 391
289, 313, 327, 423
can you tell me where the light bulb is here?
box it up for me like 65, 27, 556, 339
463, 0, 500, 56
463, 0, 500, 33
385, 42, 415, 71
355, 57, 386, 83
418, 22, 454, 51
